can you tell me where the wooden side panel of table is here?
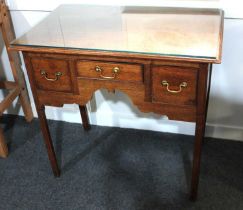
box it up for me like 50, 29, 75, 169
23, 51, 209, 200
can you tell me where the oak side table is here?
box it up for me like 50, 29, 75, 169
10, 5, 224, 200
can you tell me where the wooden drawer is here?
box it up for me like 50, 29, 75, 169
76, 60, 143, 83
152, 66, 198, 106
31, 58, 72, 92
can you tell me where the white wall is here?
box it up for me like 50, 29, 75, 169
1, 0, 243, 141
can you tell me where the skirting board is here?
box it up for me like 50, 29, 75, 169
2, 98, 243, 142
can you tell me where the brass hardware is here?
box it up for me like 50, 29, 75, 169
40, 70, 62, 82
95, 66, 120, 79
161, 80, 187, 94
113, 67, 120, 74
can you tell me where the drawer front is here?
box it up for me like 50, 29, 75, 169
31, 58, 72, 92
152, 66, 198, 105
76, 60, 143, 83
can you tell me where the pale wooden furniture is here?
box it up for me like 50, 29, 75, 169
0, 0, 33, 157
10, 5, 224, 200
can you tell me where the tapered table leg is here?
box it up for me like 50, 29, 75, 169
190, 64, 208, 201
37, 107, 60, 177
79, 105, 91, 131
190, 115, 206, 201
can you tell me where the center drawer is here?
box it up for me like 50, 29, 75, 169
76, 60, 143, 83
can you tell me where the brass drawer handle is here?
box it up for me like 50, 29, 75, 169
161, 80, 187, 94
40, 70, 62, 82
95, 66, 120, 79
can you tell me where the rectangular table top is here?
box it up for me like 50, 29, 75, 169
11, 5, 224, 63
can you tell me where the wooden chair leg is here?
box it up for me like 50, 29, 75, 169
79, 105, 91, 131
0, 1, 33, 159
0, 127, 8, 158
37, 107, 60, 177
19, 86, 34, 123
